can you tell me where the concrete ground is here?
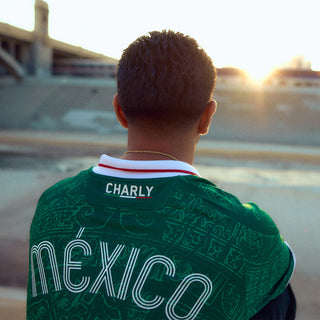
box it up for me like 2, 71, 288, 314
0, 130, 320, 319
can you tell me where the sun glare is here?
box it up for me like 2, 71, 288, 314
247, 67, 273, 84
240, 59, 280, 85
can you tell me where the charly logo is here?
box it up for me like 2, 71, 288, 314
105, 183, 154, 199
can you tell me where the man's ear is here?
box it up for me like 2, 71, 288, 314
198, 100, 217, 135
113, 94, 128, 129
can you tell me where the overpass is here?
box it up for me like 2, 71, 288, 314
0, 0, 117, 80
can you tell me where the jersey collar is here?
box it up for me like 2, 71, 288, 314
92, 154, 200, 179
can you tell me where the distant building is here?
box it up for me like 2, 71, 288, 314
264, 55, 320, 88
53, 58, 116, 78
265, 69, 320, 87
0, 0, 117, 80
216, 67, 248, 85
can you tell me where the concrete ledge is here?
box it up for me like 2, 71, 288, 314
197, 139, 320, 164
0, 130, 126, 157
1, 129, 320, 164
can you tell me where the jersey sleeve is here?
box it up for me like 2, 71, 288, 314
239, 203, 296, 318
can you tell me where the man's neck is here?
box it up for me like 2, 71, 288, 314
121, 127, 198, 164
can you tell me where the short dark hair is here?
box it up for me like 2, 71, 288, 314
117, 30, 216, 129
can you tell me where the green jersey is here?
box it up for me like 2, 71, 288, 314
27, 155, 295, 319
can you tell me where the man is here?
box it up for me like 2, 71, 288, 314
27, 30, 296, 319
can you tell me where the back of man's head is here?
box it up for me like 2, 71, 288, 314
117, 30, 216, 130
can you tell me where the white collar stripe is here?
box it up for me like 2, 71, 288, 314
92, 154, 200, 178
98, 163, 198, 176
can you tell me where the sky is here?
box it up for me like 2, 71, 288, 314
1, 0, 319, 80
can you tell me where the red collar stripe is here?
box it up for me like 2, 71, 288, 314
98, 163, 198, 176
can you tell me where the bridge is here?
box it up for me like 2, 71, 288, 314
0, 0, 117, 80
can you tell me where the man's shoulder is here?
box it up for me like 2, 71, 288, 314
178, 175, 243, 209
39, 169, 91, 203
178, 175, 279, 236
